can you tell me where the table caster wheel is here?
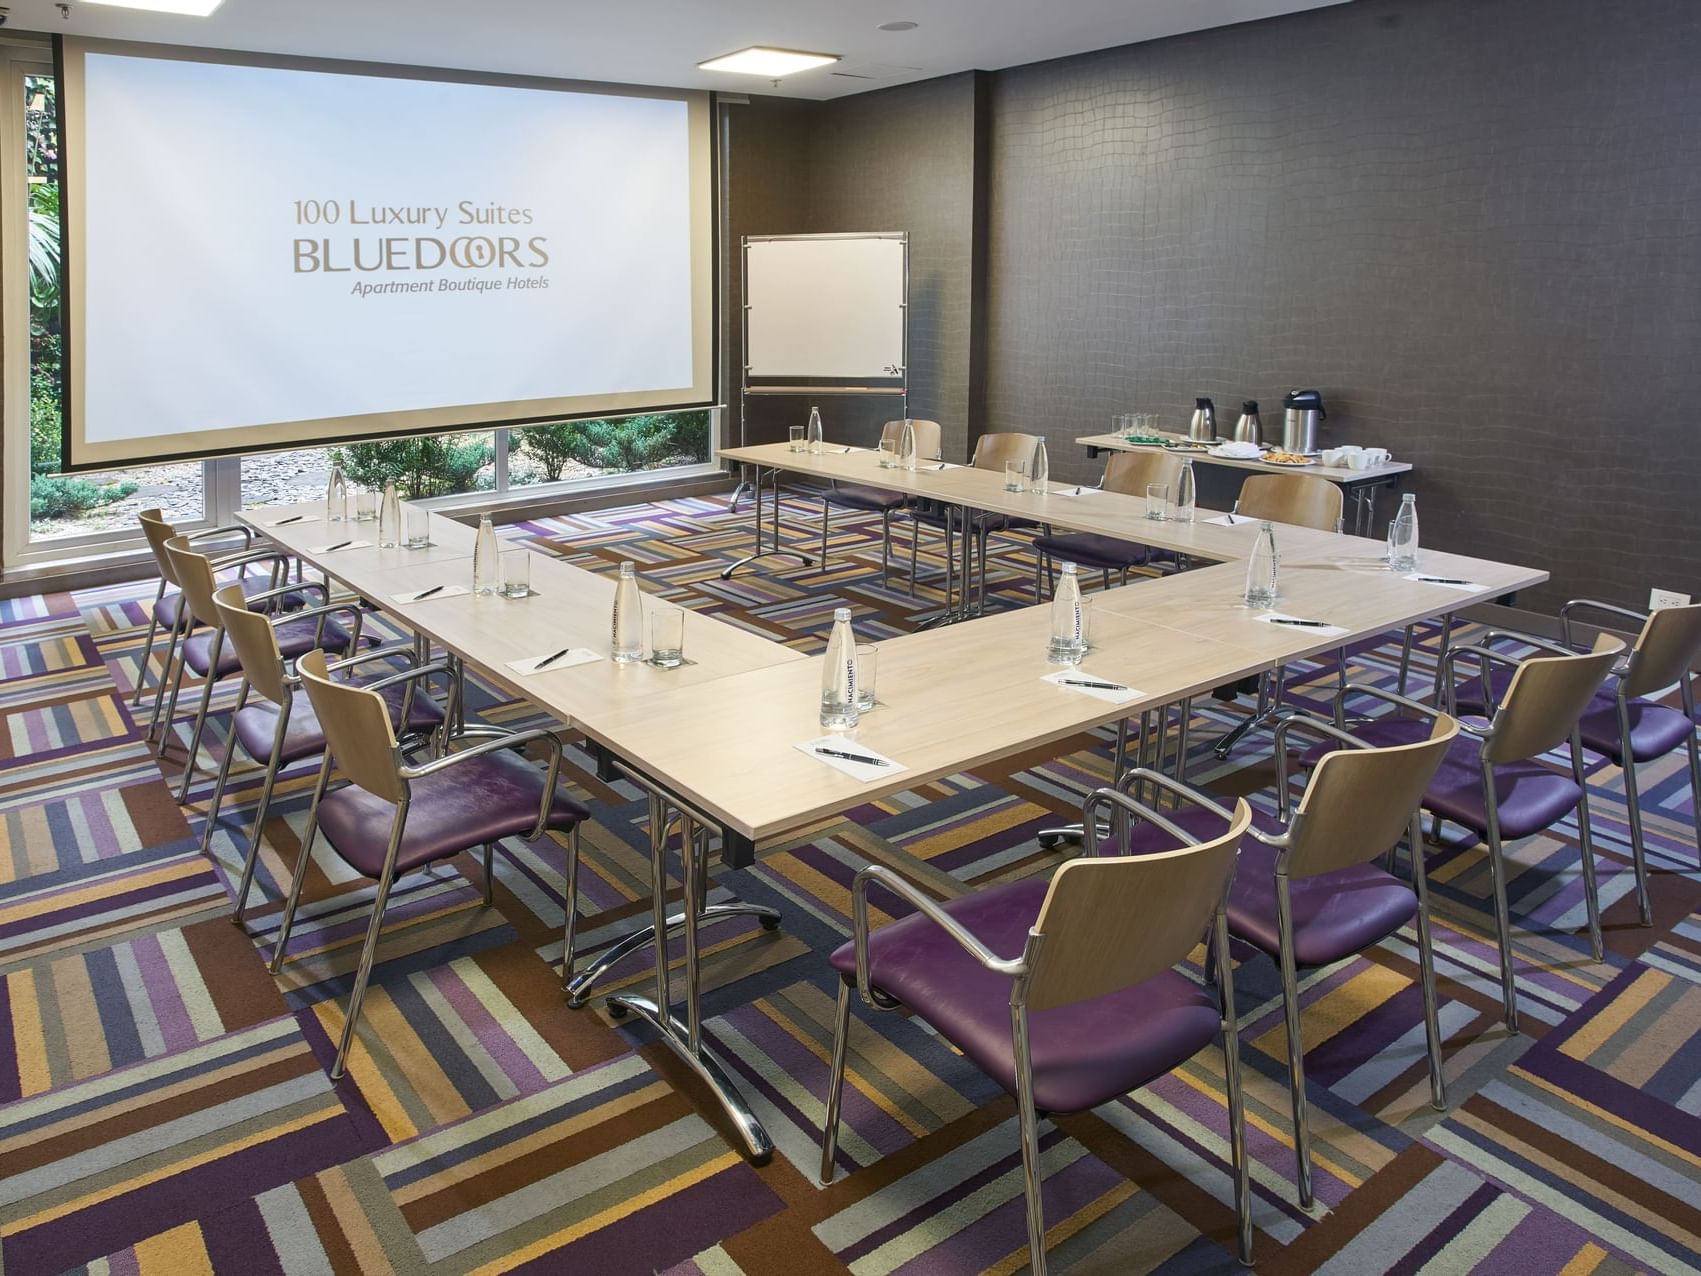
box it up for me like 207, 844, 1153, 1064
607, 1002, 629, 1020
1038, 834, 1062, 850
759, 915, 782, 932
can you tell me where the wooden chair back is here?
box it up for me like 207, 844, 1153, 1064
138, 509, 181, 586
879, 419, 943, 461
1485, 633, 1624, 764
1289, 715, 1459, 878
1101, 451, 1183, 497
970, 432, 1041, 473
297, 649, 404, 803
1622, 604, 1701, 701
212, 583, 289, 706
1238, 474, 1342, 532
161, 535, 222, 630
1025, 799, 1250, 1012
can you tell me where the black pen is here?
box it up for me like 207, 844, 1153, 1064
536, 646, 573, 668
322, 540, 353, 552
1059, 678, 1126, 690
411, 584, 444, 600
1415, 575, 1473, 586
815, 746, 889, 767
1268, 617, 1334, 628
272, 514, 305, 526
929, 462, 947, 470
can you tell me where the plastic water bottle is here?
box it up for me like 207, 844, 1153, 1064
820, 608, 860, 728
1048, 562, 1090, 663
898, 420, 918, 470
325, 463, 347, 523
1244, 521, 1279, 608
611, 561, 645, 663
377, 481, 401, 548
472, 515, 499, 595
1030, 438, 1049, 495
1389, 493, 1420, 572
1174, 457, 1197, 524
806, 405, 825, 456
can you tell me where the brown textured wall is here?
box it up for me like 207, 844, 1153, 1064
723, 76, 980, 459
982, 0, 1701, 607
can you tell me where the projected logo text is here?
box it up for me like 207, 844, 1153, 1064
290, 198, 551, 278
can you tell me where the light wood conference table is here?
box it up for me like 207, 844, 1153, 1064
1075, 433, 1412, 536
238, 475, 1543, 1166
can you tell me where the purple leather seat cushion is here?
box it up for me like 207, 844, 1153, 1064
826, 483, 907, 513
1031, 532, 1150, 571
1453, 672, 1693, 765
1301, 718, 1581, 841
828, 877, 1220, 1114
316, 746, 590, 878
183, 615, 352, 679
154, 576, 300, 630
232, 679, 445, 766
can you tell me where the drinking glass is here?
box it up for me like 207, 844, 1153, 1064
649, 605, 685, 668
878, 438, 896, 468
404, 506, 431, 549
1146, 482, 1170, 520
499, 550, 531, 598
788, 425, 805, 452
354, 491, 377, 522
855, 644, 878, 711
1003, 459, 1028, 492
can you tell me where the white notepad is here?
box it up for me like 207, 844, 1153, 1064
392, 585, 470, 604
261, 513, 318, 527
1040, 669, 1143, 704
796, 736, 907, 781
1254, 612, 1349, 638
1404, 572, 1483, 594
307, 539, 371, 554
506, 648, 601, 676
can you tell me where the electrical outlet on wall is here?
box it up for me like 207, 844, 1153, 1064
1649, 588, 1691, 611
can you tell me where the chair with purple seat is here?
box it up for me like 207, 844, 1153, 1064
1031, 450, 1184, 599
909, 432, 1042, 615
1324, 632, 1624, 1031
272, 648, 590, 1080
135, 508, 272, 717
1453, 601, 1701, 926
206, 582, 450, 928
818, 418, 942, 591
1210, 708, 1459, 1207
159, 535, 356, 805
819, 780, 1255, 1273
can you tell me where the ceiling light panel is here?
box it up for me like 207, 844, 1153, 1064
697, 47, 840, 77
82, 0, 227, 13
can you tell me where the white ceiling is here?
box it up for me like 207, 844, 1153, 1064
4, 0, 1348, 100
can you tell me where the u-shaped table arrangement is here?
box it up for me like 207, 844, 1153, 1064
239, 440, 1545, 1164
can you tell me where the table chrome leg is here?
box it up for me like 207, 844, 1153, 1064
565, 901, 781, 1008
721, 466, 815, 579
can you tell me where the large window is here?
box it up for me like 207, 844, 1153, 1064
2, 47, 717, 571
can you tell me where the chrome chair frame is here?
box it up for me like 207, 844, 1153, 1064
133, 520, 256, 711
820, 773, 1253, 1273
1343, 633, 1612, 1033
270, 710, 577, 1080
205, 628, 452, 925
146, 543, 290, 745
1560, 599, 1701, 897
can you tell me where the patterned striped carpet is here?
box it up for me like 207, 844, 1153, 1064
1, 490, 1697, 1274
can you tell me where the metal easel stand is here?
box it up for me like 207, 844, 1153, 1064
720, 464, 816, 579
598, 768, 779, 1163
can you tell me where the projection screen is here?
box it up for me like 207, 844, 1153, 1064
55, 38, 716, 471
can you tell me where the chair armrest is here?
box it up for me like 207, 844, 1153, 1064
324, 643, 426, 676
1110, 769, 1283, 848
1273, 711, 1374, 821
358, 659, 452, 694
1335, 680, 1486, 740
849, 865, 1025, 1008
247, 580, 328, 608
1560, 598, 1647, 649
272, 600, 360, 631
184, 524, 255, 548
401, 727, 563, 840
